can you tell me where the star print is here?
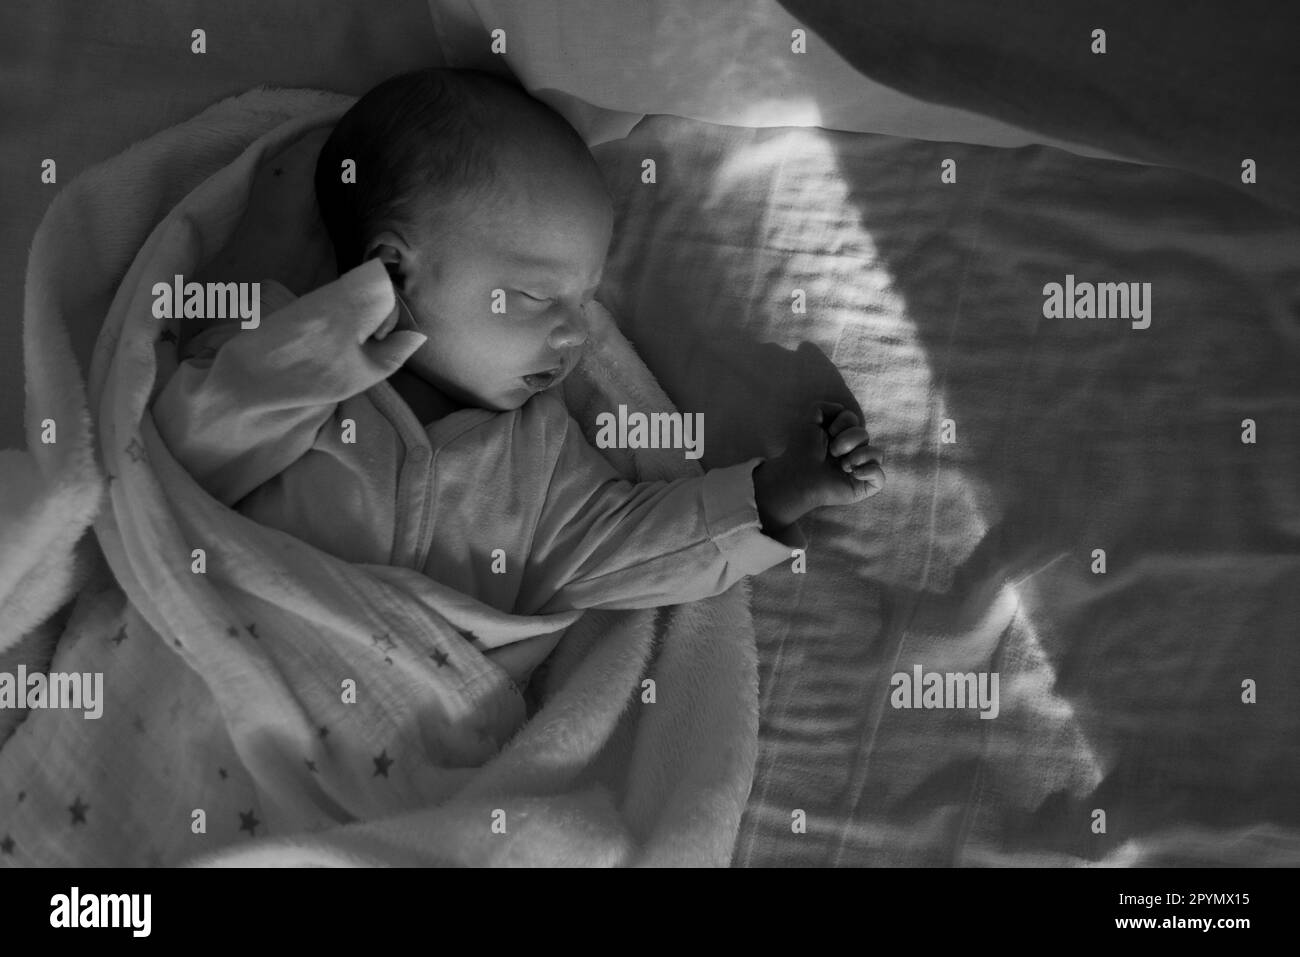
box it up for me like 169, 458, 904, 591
125, 437, 146, 463
218, 767, 228, 780
372, 750, 394, 778
305, 759, 318, 773
318, 725, 330, 740
0, 835, 13, 854
429, 648, 449, 668
371, 633, 397, 654
110, 629, 126, 646
239, 810, 259, 836
159, 329, 178, 344
172, 638, 182, 649
69, 796, 89, 826
246, 623, 259, 639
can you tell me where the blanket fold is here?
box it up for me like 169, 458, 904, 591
0, 87, 759, 867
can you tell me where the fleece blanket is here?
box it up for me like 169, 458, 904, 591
0, 88, 758, 867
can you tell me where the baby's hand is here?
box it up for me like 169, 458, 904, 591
753, 401, 885, 534
810, 401, 886, 505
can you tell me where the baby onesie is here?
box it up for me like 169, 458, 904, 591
152, 265, 794, 647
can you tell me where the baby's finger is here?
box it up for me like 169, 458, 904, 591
843, 444, 885, 469
852, 462, 886, 494
826, 409, 859, 439
813, 400, 847, 425
372, 303, 400, 341
363, 330, 427, 370
355, 294, 402, 344
830, 425, 871, 457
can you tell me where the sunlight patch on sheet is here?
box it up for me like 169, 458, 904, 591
708, 111, 830, 194
963, 574, 1106, 868
637, 115, 1101, 862
1002, 579, 1103, 791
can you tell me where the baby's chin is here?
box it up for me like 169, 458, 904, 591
496, 383, 554, 411
466, 382, 538, 413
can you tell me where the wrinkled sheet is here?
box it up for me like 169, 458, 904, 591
589, 114, 1300, 866
776, 0, 1300, 216
426, 0, 1132, 157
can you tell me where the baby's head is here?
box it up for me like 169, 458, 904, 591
315, 68, 613, 411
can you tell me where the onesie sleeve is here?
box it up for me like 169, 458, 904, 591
520, 406, 802, 614
151, 280, 327, 505
150, 264, 407, 506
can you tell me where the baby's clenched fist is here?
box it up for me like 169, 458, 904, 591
753, 401, 885, 535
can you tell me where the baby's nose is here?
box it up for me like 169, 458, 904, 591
547, 307, 589, 350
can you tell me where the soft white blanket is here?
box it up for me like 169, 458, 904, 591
0, 88, 758, 867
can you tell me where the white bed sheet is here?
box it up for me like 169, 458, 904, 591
588, 114, 1300, 867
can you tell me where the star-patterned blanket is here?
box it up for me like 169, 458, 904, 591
0, 88, 758, 866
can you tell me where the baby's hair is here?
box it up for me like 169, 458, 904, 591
314, 68, 549, 274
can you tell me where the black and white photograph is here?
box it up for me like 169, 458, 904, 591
0, 0, 1295, 929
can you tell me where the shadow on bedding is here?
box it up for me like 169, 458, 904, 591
584, 78, 1300, 864
807, 118, 1300, 868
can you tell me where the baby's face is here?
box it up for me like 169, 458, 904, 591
394, 151, 613, 412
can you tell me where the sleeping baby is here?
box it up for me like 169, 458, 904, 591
152, 68, 885, 664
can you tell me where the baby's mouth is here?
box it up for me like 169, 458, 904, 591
522, 366, 564, 391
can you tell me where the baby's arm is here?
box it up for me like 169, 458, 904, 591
151, 261, 424, 505
521, 460, 787, 614
518, 406, 808, 614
